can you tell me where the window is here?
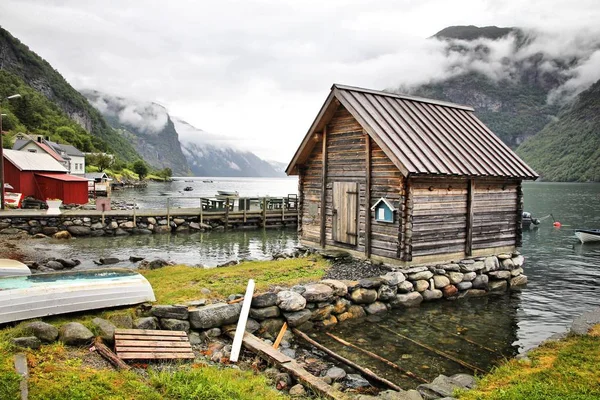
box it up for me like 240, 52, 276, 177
28, 149, 37, 153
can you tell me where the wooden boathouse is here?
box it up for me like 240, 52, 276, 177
286, 84, 538, 266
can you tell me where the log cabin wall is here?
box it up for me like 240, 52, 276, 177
299, 141, 322, 244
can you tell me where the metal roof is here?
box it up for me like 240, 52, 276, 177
35, 173, 89, 182
286, 84, 538, 179
3, 149, 68, 172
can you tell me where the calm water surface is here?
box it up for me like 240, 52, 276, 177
33, 180, 600, 386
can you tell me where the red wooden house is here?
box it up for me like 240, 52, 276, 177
3, 149, 88, 205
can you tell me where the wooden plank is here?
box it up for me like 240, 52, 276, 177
115, 346, 193, 353
115, 329, 187, 337
466, 178, 474, 256
320, 127, 328, 247
114, 335, 188, 341
230, 279, 255, 362
119, 352, 195, 360
365, 134, 371, 257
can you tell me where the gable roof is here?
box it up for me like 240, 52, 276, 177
13, 139, 66, 162
370, 197, 396, 212
3, 149, 68, 172
286, 84, 538, 179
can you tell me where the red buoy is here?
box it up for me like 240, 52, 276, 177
553, 221, 561, 228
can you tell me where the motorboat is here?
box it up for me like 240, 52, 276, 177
202, 180, 214, 183
183, 186, 193, 191
0, 268, 155, 324
575, 229, 600, 244
0, 259, 31, 277
217, 190, 239, 197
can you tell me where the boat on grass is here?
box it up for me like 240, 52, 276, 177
575, 229, 600, 244
0, 259, 31, 277
0, 269, 155, 324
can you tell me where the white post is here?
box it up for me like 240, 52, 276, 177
229, 279, 255, 362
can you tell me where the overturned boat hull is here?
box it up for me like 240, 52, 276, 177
0, 259, 31, 277
575, 229, 600, 244
0, 269, 155, 324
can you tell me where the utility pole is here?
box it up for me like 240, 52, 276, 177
0, 94, 22, 210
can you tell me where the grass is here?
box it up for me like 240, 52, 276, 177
141, 257, 329, 304
458, 324, 600, 400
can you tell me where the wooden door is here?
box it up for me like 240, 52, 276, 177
332, 182, 358, 245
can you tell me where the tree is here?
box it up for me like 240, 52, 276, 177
95, 154, 113, 172
132, 160, 149, 180
160, 167, 173, 180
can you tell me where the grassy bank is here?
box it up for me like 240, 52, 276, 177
459, 325, 600, 400
0, 257, 329, 400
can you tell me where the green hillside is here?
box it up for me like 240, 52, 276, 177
517, 80, 600, 182
0, 27, 139, 161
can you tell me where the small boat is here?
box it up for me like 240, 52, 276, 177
522, 212, 540, 229
0, 259, 31, 277
0, 269, 155, 324
183, 186, 193, 191
159, 191, 178, 196
203, 180, 214, 183
575, 229, 600, 244
217, 190, 239, 197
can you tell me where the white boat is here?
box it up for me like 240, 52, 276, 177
575, 229, 600, 244
217, 190, 239, 197
0, 259, 31, 277
0, 269, 155, 324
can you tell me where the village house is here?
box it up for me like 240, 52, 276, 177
13, 134, 86, 176
286, 84, 538, 266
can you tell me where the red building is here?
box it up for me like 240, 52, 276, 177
3, 149, 88, 205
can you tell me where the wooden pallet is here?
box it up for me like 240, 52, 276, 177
114, 329, 195, 360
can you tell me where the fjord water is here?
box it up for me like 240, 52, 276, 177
35, 180, 600, 383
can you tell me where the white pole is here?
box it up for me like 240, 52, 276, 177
229, 279, 255, 362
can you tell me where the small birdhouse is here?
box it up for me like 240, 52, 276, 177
371, 198, 395, 223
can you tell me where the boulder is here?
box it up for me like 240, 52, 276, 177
246, 319, 260, 333
397, 281, 414, 293
489, 270, 511, 280
408, 271, 433, 281
66, 226, 91, 236
484, 257, 499, 272
249, 306, 281, 320
160, 318, 190, 332
12, 336, 41, 349
511, 267, 524, 277
462, 272, 477, 281
510, 275, 528, 287
277, 290, 307, 311
465, 289, 488, 298
91, 318, 116, 342
259, 318, 286, 337
133, 317, 158, 330
320, 279, 348, 296
120, 221, 135, 229
417, 374, 464, 399
59, 322, 94, 346
109, 315, 134, 329
146, 259, 170, 269
129, 256, 145, 262
42, 227, 59, 236
151, 305, 189, 320
283, 309, 312, 327
358, 277, 385, 289
326, 367, 347, 381
100, 257, 120, 265
365, 301, 387, 315
442, 285, 458, 298
345, 374, 371, 389
433, 275, 450, 289
25, 321, 58, 343
302, 284, 334, 302
501, 258, 515, 270
289, 384, 306, 397
456, 281, 473, 291
447, 272, 464, 285
472, 275, 489, 290
350, 288, 378, 304
512, 255, 525, 268
378, 284, 398, 301
147, 217, 157, 225
337, 305, 367, 321
46, 260, 65, 270
414, 280, 429, 292
311, 305, 335, 321
390, 292, 423, 308
422, 289, 443, 301
449, 373, 476, 389
251, 292, 278, 308
189, 303, 242, 329
332, 298, 351, 314
380, 272, 406, 286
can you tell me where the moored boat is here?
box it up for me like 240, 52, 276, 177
0, 268, 155, 324
575, 229, 600, 244
217, 190, 239, 197
0, 259, 31, 277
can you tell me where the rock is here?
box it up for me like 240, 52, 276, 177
46, 260, 65, 270
66, 226, 91, 236
251, 292, 278, 308
332, 298, 351, 314
320, 279, 348, 296
259, 318, 286, 337
338, 305, 367, 321
365, 301, 387, 315
200, 288, 211, 295
442, 285, 458, 298
484, 257, 499, 272
91, 318, 116, 342
59, 322, 94, 346
422, 289, 443, 301
311, 305, 335, 321
350, 288, 378, 304
345, 374, 371, 389
462, 272, 477, 281
189, 303, 242, 329
433, 275, 450, 289
326, 367, 347, 381
405, 266, 428, 273
510, 275, 528, 287
160, 318, 190, 332
359, 277, 385, 289
441, 263, 461, 272
246, 319, 261, 333
501, 258, 515, 270
154, 225, 171, 234
152, 305, 189, 320
289, 384, 306, 397
390, 292, 423, 308
465, 289, 488, 298
12, 336, 41, 349
42, 227, 59, 236
489, 270, 511, 280
302, 284, 334, 302
418, 374, 464, 399
25, 321, 58, 343
281, 348, 296, 359
203, 328, 222, 339
397, 281, 414, 293
283, 309, 312, 327
277, 290, 307, 311
109, 315, 133, 329
32, 233, 48, 239
91, 222, 104, 230
449, 373, 476, 389
512, 255, 525, 268
120, 221, 135, 229
378, 284, 398, 301
147, 217, 157, 225
188, 332, 202, 345
57, 259, 79, 268
129, 256, 145, 262
497, 254, 511, 260
108, 221, 118, 229
173, 218, 186, 225
380, 272, 406, 286
133, 317, 158, 330
472, 275, 489, 290
250, 306, 281, 320
187, 299, 207, 307
114, 228, 129, 236
217, 260, 238, 268
147, 259, 170, 269
456, 281, 473, 291
408, 271, 433, 281
276, 372, 293, 389
414, 280, 429, 292
447, 272, 464, 285
100, 257, 120, 265
511, 267, 524, 277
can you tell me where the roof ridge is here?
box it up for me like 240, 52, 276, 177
331, 84, 474, 111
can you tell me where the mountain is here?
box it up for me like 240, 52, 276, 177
516, 80, 600, 181
0, 27, 139, 161
174, 118, 285, 177
432, 25, 518, 41
81, 90, 191, 176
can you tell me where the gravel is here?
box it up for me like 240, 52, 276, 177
323, 259, 390, 281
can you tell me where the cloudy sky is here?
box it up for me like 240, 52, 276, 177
1, 0, 600, 162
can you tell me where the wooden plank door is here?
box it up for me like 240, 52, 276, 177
332, 182, 358, 245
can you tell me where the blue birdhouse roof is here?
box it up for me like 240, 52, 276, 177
370, 197, 396, 212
